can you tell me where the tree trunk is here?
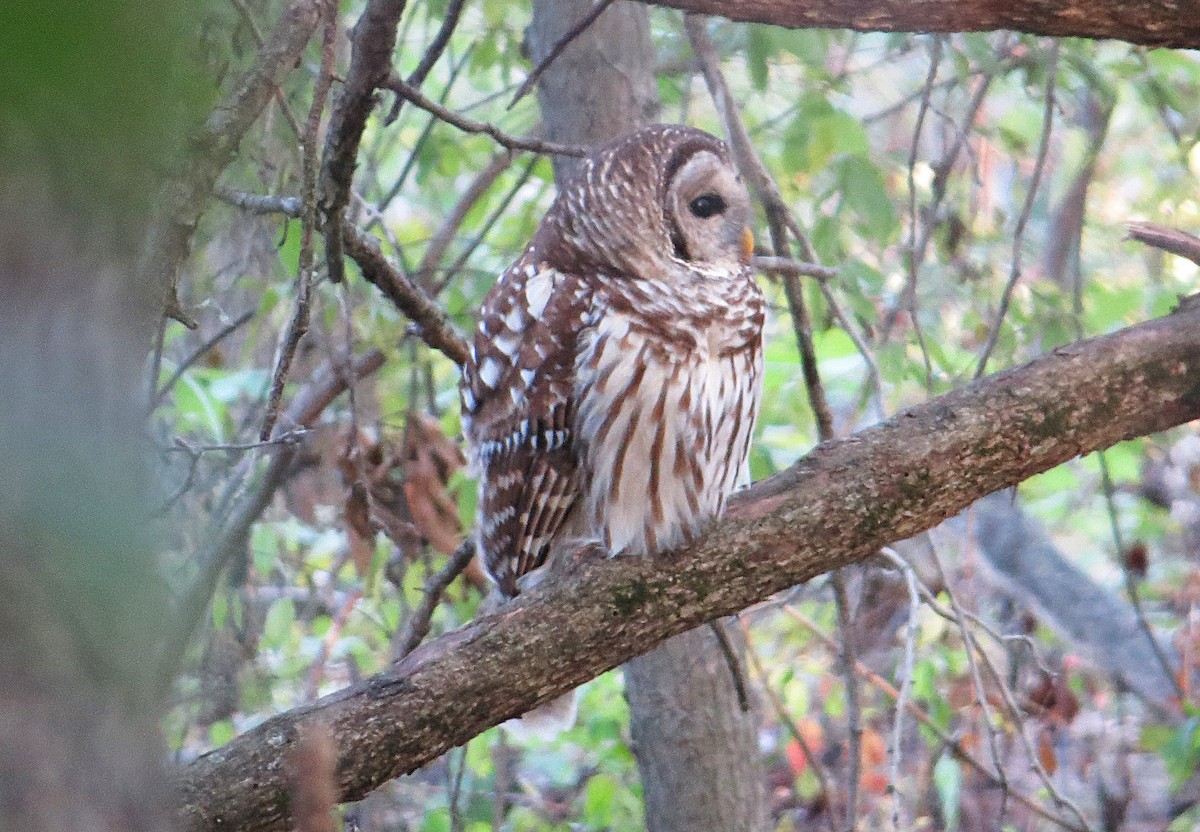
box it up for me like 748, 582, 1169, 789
625, 628, 768, 832
527, 3, 769, 830
0, 118, 173, 832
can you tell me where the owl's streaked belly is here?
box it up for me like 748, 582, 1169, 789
574, 307, 763, 557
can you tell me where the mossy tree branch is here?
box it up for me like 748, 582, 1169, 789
177, 303, 1200, 832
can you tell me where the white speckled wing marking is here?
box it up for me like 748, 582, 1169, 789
461, 260, 591, 596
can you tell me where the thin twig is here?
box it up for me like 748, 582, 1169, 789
687, 14, 882, 434
381, 75, 587, 158
507, 0, 618, 110
783, 606, 1089, 832
138, 0, 320, 342
394, 540, 478, 659
375, 49, 478, 223
863, 57, 1022, 125
341, 221, 472, 366
169, 431, 310, 455
414, 149, 517, 288
708, 620, 751, 712
880, 36, 1012, 341
319, 0, 414, 285
156, 350, 386, 694
742, 628, 839, 832
879, 548, 920, 832
448, 743, 469, 832
154, 309, 256, 407
432, 155, 543, 294
750, 255, 838, 280
214, 186, 302, 216
1097, 451, 1186, 701
975, 41, 1060, 378
752, 256, 885, 417
927, 540, 1012, 823
261, 0, 339, 440
230, 0, 306, 141
967, 615, 1098, 832
904, 36, 944, 393
305, 587, 365, 699
384, 0, 468, 124
831, 574, 862, 830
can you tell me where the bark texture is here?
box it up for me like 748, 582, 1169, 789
529, 3, 769, 831
643, 0, 1200, 49
625, 628, 768, 832
176, 302, 1200, 832
527, 0, 659, 180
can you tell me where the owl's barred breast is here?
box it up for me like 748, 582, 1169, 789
573, 272, 764, 558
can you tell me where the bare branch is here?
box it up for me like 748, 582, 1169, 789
750, 255, 837, 281
1127, 221, 1200, 267
784, 605, 1087, 832
394, 541, 479, 659
415, 149, 517, 288
157, 350, 387, 691
404, 0, 468, 92
261, 0, 340, 440
176, 305, 1200, 832
153, 309, 256, 407
138, 0, 321, 334
976, 42, 1060, 379
507, 0, 619, 110
686, 14, 836, 438
432, 155, 543, 294
381, 76, 588, 158
319, 0, 411, 284
214, 186, 302, 216
341, 222, 472, 366
640, 0, 1200, 49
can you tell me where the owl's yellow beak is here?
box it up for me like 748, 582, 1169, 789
740, 226, 754, 264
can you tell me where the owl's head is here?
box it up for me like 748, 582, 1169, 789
532, 125, 753, 279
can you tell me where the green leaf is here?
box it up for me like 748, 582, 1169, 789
584, 774, 618, 824
933, 755, 962, 831
419, 808, 451, 832
836, 155, 898, 241
263, 598, 295, 648
809, 111, 869, 168
746, 25, 773, 90
208, 719, 236, 749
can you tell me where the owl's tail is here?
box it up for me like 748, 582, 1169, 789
501, 689, 579, 741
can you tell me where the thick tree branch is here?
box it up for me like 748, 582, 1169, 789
177, 304, 1200, 832
644, 0, 1200, 49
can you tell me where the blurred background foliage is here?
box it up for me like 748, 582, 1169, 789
150, 1, 1200, 828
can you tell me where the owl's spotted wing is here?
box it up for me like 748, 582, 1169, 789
461, 261, 592, 596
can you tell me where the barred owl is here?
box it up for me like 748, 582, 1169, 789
462, 125, 764, 598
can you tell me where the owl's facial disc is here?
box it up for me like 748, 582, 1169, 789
666, 151, 752, 269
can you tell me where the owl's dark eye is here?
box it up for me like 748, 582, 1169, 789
688, 192, 726, 219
